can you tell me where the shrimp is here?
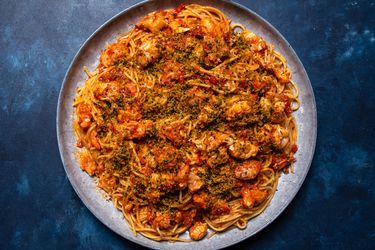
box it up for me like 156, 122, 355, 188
228, 140, 259, 159
234, 160, 262, 180
137, 38, 160, 67
242, 30, 267, 51
192, 42, 204, 59
240, 186, 268, 209
175, 209, 196, 227
272, 125, 289, 149
193, 192, 208, 209
211, 200, 230, 216
138, 145, 156, 173
169, 19, 190, 33
257, 124, 289, 149
196, 106, 214, 126
201, 16, 230, 38
273, 101, 286, 113
90, 130, 101, 150
194, 131, 231, 152
176, 163, 190, 188
79, 152, 97, 176
96, 81, 137, 101
149, 173, 160, 189
100, 43, 128, 67
269, 100, 288, 123
202, 18, 214, 32
161, 173, 176, 190
189, 222, 208, 241
138, 206, 154, 223
260, 97, 272, 118
79, 117, 91, 129
120, 120, 153, 140
77, 104, 92, 129
188, 168, 204, 193
242, 30, 257, 41
162, 121, 186, 146
137, 11, 168, 33
225, 100, 253, 121
152, 212, 172, 230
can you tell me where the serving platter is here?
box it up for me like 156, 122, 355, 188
57, 0, 317, 249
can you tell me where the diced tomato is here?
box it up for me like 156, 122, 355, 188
239, 80, 247, 87
207, 76, 218, 86
291, 144, 298, 153
271, 154, 290, 170
280, 94, 292, 114
174, 4, 186, 14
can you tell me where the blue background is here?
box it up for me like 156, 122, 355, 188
1, 0, 374, 249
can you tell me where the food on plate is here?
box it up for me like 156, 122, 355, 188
73, 4, 299, 241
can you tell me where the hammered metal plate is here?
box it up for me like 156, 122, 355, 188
57, 0, 317, 249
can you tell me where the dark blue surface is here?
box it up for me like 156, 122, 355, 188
1, 0, 374, 249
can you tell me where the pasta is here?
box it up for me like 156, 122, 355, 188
73, 4, 299, 241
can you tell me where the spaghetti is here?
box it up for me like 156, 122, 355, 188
73, 4, 299, 241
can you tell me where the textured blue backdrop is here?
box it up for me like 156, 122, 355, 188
0, 0, 374, 249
